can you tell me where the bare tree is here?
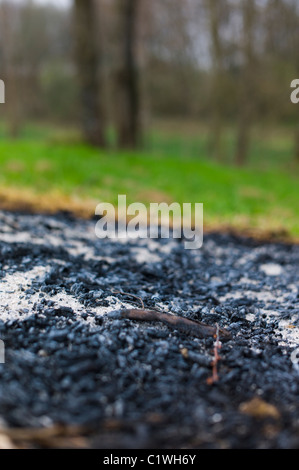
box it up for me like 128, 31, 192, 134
235, 0, 256, 166
0, 2, 22, 138
114, 0, 141, 149
263, 0, 299, 162
73, 0, 106, 147
289, 0, 299, 162
206, 0, 226, 161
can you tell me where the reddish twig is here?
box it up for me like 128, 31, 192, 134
115, 309, 231, 342
207, 323, 222, 385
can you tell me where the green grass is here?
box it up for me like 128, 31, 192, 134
0, 120, 298, 238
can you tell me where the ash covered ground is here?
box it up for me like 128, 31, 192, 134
0, 210, 299, 449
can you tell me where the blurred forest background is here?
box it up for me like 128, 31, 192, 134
0, 0, 298, 237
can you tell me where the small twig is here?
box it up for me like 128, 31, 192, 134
113, 309, 231, 341
206, 323, 222, 385
111, 289, 144, 309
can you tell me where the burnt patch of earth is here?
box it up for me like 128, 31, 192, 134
0, 210, 299, 448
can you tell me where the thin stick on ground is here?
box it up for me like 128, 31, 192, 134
110, 289, 145, 309
113, 309, 231, 341
207, 323, 222, 385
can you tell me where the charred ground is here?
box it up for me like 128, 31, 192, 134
0, 211, 299, 448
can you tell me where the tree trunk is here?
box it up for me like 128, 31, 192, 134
235, 111, 251, 166
235, 0, 256, 166
73, 0, 106, 147
0, 2, 22, 139
115, 0, 141, 149
6, 72, 22, 139
206, 0, 224, 161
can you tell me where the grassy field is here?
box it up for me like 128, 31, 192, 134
0, 120, 298, 239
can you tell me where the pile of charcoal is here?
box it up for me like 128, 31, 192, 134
0, 210, 299, 448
